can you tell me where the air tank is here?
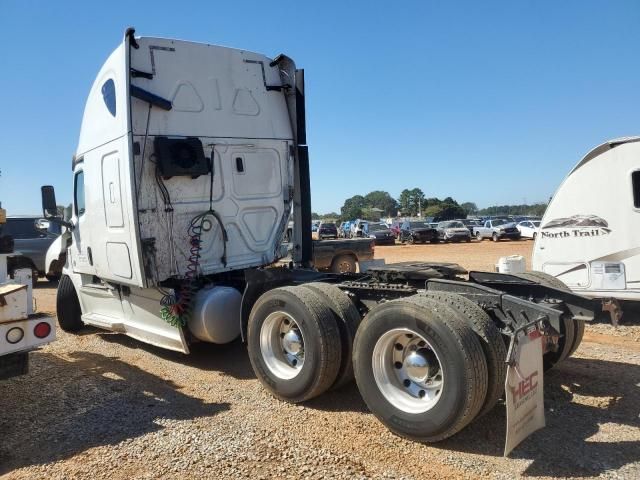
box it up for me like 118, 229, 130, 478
188, 286, 242, 344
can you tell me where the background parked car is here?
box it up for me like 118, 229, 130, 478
314, 222, 338, 240
389, 220, 402, 238
0, 216, 60, 281
459, 218, 483, 235
351, 219, 368, 238
338, 221, 352, 238
398, 220, 438, 244
473, 218, 521, 242
364, 222, 396, 245
517, 220, 541, 239
436, 220, 472, 243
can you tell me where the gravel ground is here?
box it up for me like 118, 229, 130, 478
1, 241, 639, 479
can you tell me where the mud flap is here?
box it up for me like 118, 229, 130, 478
504, 330, 545, 456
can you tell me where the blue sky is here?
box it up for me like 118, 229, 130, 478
1, 1, 639, 215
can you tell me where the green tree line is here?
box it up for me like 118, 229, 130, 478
313, 188, 547, 222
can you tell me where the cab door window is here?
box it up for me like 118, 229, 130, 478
74, 170, 86, 216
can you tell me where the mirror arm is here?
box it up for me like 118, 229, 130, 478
47, 216, 74, 231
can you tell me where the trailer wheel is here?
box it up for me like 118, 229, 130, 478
353, 295, 488, 442
247, 286, 342, 402
331, 255, 357, 274
422, 291, 507, 417
301, 282, 361, 390
515, 272, 579, 369
56, 275, 84, 332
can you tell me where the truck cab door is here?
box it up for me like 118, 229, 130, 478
69, 166, 96, 275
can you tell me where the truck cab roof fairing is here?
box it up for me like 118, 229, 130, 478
76, 43, 128, 157
128, 36, 294, 141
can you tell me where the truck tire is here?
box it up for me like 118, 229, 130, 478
475, 232, 482, 241
492, 233, 499, 242
422, 291, 507, 417
56, 275, 84, 332
247, 286, 342, 403
301, 282, 361, 390
407, 235, 415, 245
353, 295, 488, 442
331, 255, 357, 274
515, 272, 579, 369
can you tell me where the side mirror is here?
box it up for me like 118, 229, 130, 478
41, 186, 58, 218
41, 185, 73, 230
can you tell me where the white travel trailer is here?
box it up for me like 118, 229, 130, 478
42, 28, 603, 448
533, 136, 640, 305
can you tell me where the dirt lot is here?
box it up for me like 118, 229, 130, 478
1, 240, 639, 479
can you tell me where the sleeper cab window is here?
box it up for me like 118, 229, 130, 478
74, 170, 86, 216
632, 170, 640, 208
101, 78, 116, 117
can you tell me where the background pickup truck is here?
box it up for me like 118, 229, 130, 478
314, 238, 374, 273
1, 216, 60, 281
473, 218, 521, 242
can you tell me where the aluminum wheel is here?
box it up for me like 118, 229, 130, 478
372, 328, 444, 414
260, 311, 305, 380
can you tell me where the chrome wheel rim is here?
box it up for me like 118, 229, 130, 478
372, 328, 444, 414
260, 311, 305, 379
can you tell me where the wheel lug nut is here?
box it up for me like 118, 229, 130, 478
419, 390, 426, 398
394, 361, 402, 369
403, 379, 411, 387
394, 343, 403, 351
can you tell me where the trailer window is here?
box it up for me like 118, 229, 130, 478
633, 171, 640, 208
101, 79, 116, 117
74, 171, 86, 216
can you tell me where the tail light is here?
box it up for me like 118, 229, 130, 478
34, 322, 52, 339
6, 327, 24, 344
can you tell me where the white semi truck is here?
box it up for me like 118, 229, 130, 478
40, 29, 609, 449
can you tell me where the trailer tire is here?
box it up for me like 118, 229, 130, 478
247, 286, 342, 403
331, 255, 357, 274
56, 275, 84, 332
515, 272, 578, 369
422, 291, 507, 417
353, 295, 488, 442
301, 282, 361, 390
